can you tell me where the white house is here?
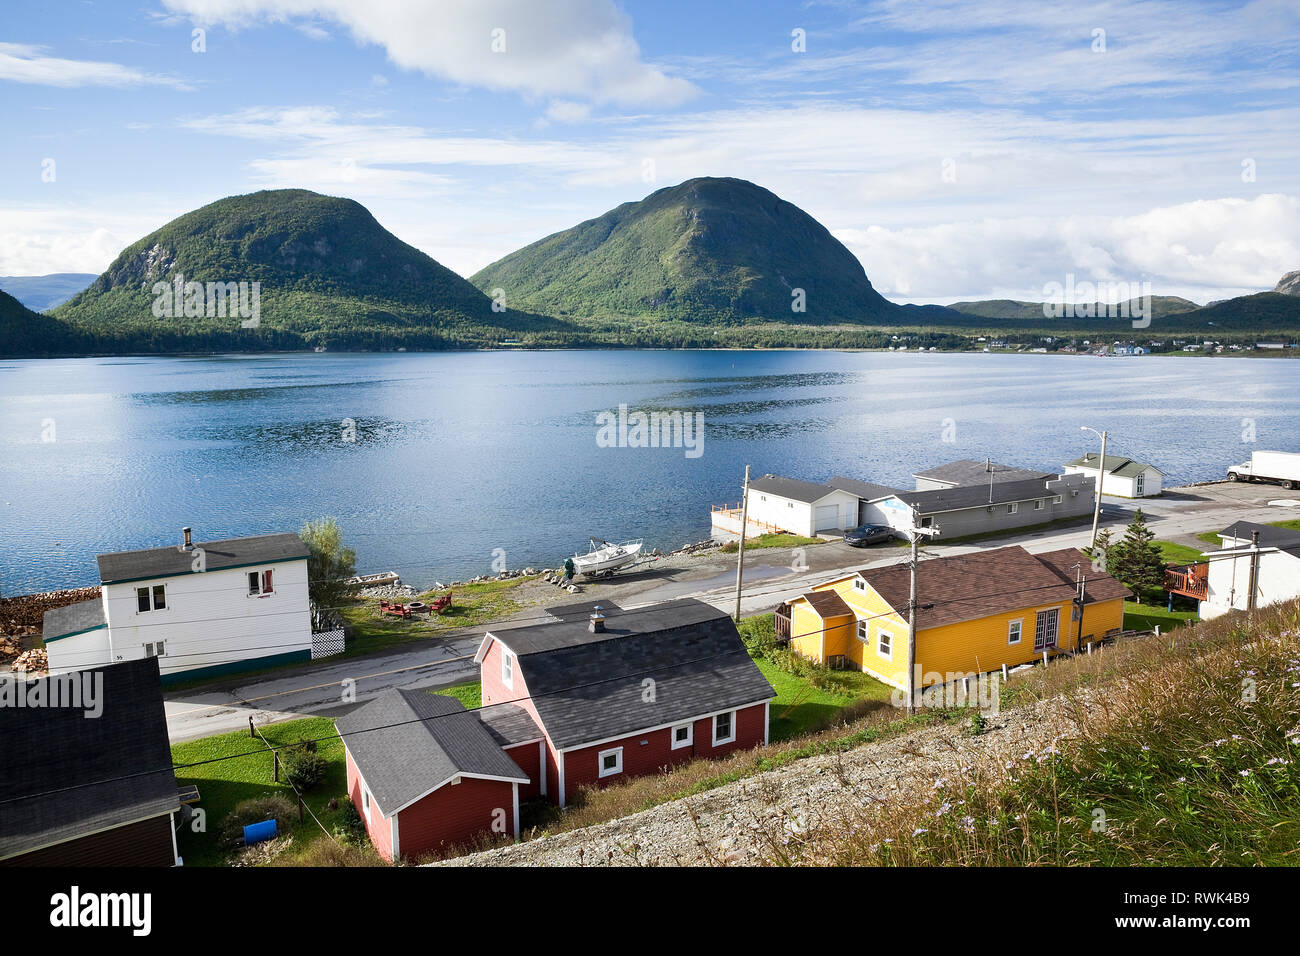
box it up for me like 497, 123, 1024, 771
43, 528, 314, 684
744, 476, 862, 535
1063, 452, 1164, 498
1199, 521, 1300, 620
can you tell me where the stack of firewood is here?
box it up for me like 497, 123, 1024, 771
0, 586, 100, 632
0, 634, 22, 663
12, 648, 48, 673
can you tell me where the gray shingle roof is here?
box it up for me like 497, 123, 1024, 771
96, 532, 309, 584
1215, 520, 1300, 556
913, 459, 1054, 486
335, 690, 528, 814
493, 598, 775, 751
897, 476, 1067, 515
42, 597, 106, 640
826, 476, 900, 501
477, 703, 544, 747
0, 657, 179, 861
748, 475, 842, 504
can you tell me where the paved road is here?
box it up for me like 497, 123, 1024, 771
164, 481, 1299, 741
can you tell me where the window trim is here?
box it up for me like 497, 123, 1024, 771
712, 710, 737, 747
1034, 607, 1060, 651
136, 584, 165, 613
597, 747, 623, 778
856, 619, 868, 643
877, 629, 892, 659
670, 723, 693, 750
500, 648, 514, 689
1008, 502, 1019, 515
1008, 619, 1022, 645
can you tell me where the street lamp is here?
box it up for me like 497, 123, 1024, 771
1080, 425, 1108, 550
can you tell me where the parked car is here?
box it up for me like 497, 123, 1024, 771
843, 524, 895, 547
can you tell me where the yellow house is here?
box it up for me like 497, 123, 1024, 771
779, 546, 1127, 690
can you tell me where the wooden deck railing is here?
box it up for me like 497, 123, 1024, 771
1164, 564, 1208, 600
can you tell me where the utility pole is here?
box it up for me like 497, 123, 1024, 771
733, 464, 750, 621
905, 513, 939, 714
1247, 529, 1260, 611
1081, 426, 1108, 550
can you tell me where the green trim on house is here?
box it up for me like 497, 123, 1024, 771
159, 648, 311, 685
101, 555, 305, 587
41, 623, 108, 644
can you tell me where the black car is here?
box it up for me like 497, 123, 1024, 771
843, 523, 895, 547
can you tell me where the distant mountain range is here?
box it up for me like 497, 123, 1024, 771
0, 273, 96, 312
2, 179, 1297, 357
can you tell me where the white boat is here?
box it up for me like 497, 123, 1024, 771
572, 538, 644, 577
346, 571, 402, 588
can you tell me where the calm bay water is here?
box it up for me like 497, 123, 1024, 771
1, 350, 1297, 594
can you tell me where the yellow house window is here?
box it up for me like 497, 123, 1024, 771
878, 631, 892, 659
1008, 619, 1022, 644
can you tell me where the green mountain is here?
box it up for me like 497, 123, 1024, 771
0, 288, 82, 355
947, 296, 1202, 321
55, 189, 555, 351
471, 177, 895, 324
0, 273, 97, 312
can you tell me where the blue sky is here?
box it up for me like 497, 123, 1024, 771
3, 0, 1299, 303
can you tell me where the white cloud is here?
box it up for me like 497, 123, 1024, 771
161, 0, 695, 106
0, 42, 189, 89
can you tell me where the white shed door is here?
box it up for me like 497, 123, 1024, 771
814, 504, 840, 532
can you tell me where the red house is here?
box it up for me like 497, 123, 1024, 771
337, 598, 774, 860
476, 598, 774, 808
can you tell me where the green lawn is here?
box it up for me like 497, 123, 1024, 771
339, 577, 526, 657
720, 533, 823, 553
171, 716, 351, 867
1123, 600, 1198, 633
431, 680, 481, 708
1153, 539, 1205, 566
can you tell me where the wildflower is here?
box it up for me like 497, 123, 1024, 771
1239, 769, 1252, 777
913, 828, 929, 837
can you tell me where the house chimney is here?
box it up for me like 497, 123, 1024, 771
985, 457, 991, 472
1252, 530, 1260, 547
182, 527, 193, 551
589, 606, 606, 633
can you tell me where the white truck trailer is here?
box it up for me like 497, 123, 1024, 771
1227, 450, 1300, 490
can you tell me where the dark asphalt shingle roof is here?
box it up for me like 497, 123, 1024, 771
335, 691, 528, 814
96, 532, 309, 584
0, 657, 179, 861
896, 476, 1067, 514
546, 600, 625, 622
857, 546, 1078, 630
477, 703, 544, 747
42, 598, 106, 640
826, 476, 901, 501
802, 590, 854, 619
748, 475, 842, 504
913, 459, 1053, 487
494, 598, 775, 751
1215, 521, 1300, 556
1034, 548, 1133, 604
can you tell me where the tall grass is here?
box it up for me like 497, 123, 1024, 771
766, 600, 1300, 866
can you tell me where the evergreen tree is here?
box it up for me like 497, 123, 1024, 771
1106, 509, 1164, 602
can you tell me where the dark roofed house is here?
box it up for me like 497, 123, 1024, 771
0, 657, 180, 866
913, 459, 1054, 491
336, 690, 531, 862
477, 597, 774, 808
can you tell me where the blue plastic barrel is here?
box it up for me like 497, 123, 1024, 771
243, 819, 278, 845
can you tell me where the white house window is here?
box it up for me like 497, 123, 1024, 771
919, 515, 934, 528
1034, 499, 1045, 510
1053, 495, 1063, 504
1008, 502, 1019, 514
671, 724, 693, 750
1008, 619, 1022, 645
361, 787, 371, 815
856, 620, 868, 642
501, 649, 514, 689
878, 630, 892, 659
713, 711, 736, 746
854, 578, 866, 592
248, 569, 274, 595
143, 640, 166, 657
136, 585, 166, 612
598, 747, 623, 777
1136, 474, 1145, 495
1034, 608, 1060, 650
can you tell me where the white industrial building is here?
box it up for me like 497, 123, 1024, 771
42, 529, 315, 684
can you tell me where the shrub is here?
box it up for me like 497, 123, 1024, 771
220, 794, 295, 846
332, 799, 367, 846
282, 738, 328, 792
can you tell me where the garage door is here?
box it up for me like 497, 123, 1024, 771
814, 504, 840, 532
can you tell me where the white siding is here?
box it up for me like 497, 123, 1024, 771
1202, 549, 1300, 619
96, 559, 312, 678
